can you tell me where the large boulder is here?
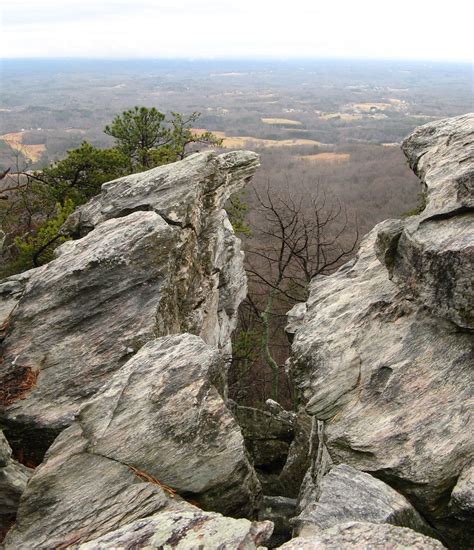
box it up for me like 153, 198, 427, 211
289, 114, 473, 548
0, 151, 258, 462
378, 112, 473, 329
294, 464, 435, 538
4, 334, 262, 548
278, 522, 445, 549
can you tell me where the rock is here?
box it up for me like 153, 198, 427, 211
0, 431, 31, 542
235, 405, 295, 495
77, 511, 273, 550
294, 464, 435, 538
278, 522, 446, 549
236, 405, 295, 442
258, 496, 297, 548
65, 150, 259, 237
0, 271, 31, 343
4, 423, 183, 549
4, 334, 262, 548
289, 115, 474, 548
285, 303, 307, 343
278, 410, 312, 499
378, 113, 474, 329
401, 113, 473, 215
235, 406, 294, 469
449, 462, 474, 519
0, 150, 258, 462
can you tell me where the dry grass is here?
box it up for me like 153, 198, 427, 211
0, 132, 46, 162
261, 118, 302, 125
193, 129, 326, 149
299, 152, 350, 163
129, 465, 177, 497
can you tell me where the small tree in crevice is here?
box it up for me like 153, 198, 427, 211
229, 182, 358, 406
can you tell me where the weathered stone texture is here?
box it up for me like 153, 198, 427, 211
278, 522, 446, 549
0, 151, 258, 448
4, 334, 262, 548
289, 114, 474, 548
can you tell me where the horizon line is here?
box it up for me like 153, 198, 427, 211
1, 56, 472, 65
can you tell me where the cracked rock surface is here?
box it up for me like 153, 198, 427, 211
4, 334, 262, 548
0, 150, 258, 458
289, 114, 474, 549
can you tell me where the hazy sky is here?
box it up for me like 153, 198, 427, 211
1, 0, 473, 61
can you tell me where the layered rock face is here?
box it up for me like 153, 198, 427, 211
0, 151, 257, 460
289, 113, 473, 549
0, 151, 273, 548
3, 335, 263, 548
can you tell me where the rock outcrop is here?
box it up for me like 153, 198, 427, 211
1, 116, 472, 549
4, 334, 262, 548
0, 150, 269, 547
289, 113, 474, 548
378, 113, 473, 329
287, 115, 473, 549
76, 511, 273, 550
0, 150, 258, 462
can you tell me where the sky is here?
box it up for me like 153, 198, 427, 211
1, 0, 473, 62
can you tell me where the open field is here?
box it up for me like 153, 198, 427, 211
0, 132, 46, 162
193, 129, 327, 149
0, 58, 471, 173
261, 118, 302, 125
298, 152, 350, 163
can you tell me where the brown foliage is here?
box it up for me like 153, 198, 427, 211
0, 365, 38, 407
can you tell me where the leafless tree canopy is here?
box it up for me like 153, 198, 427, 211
229, 182, 358, 407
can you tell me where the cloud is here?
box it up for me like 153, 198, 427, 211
1, 0, 472, 61
1, 0, 242, 26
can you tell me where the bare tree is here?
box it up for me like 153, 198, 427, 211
230, 182, 358, 405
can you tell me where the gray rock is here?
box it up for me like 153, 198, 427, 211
379, 113, 474, 329
449, 462, 474, 518
278, 410, 312, 499
278, 522, 446, 549
294, 464, 435, 539
388, 211, 473, 329
401, 113, 473, 216
236, 405, 295, 442
0, 151, 258, 456
285, 303, 307, 342
4, 423, 183, 549
77, 510, 273, 550
235, 405, 295, 494
290, 225, 473, 547
289, 115, 474, 548
0, 431, 31, 542
0, 271, 31, 342
4, 334, 262, 548
65, 150, 259, 237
